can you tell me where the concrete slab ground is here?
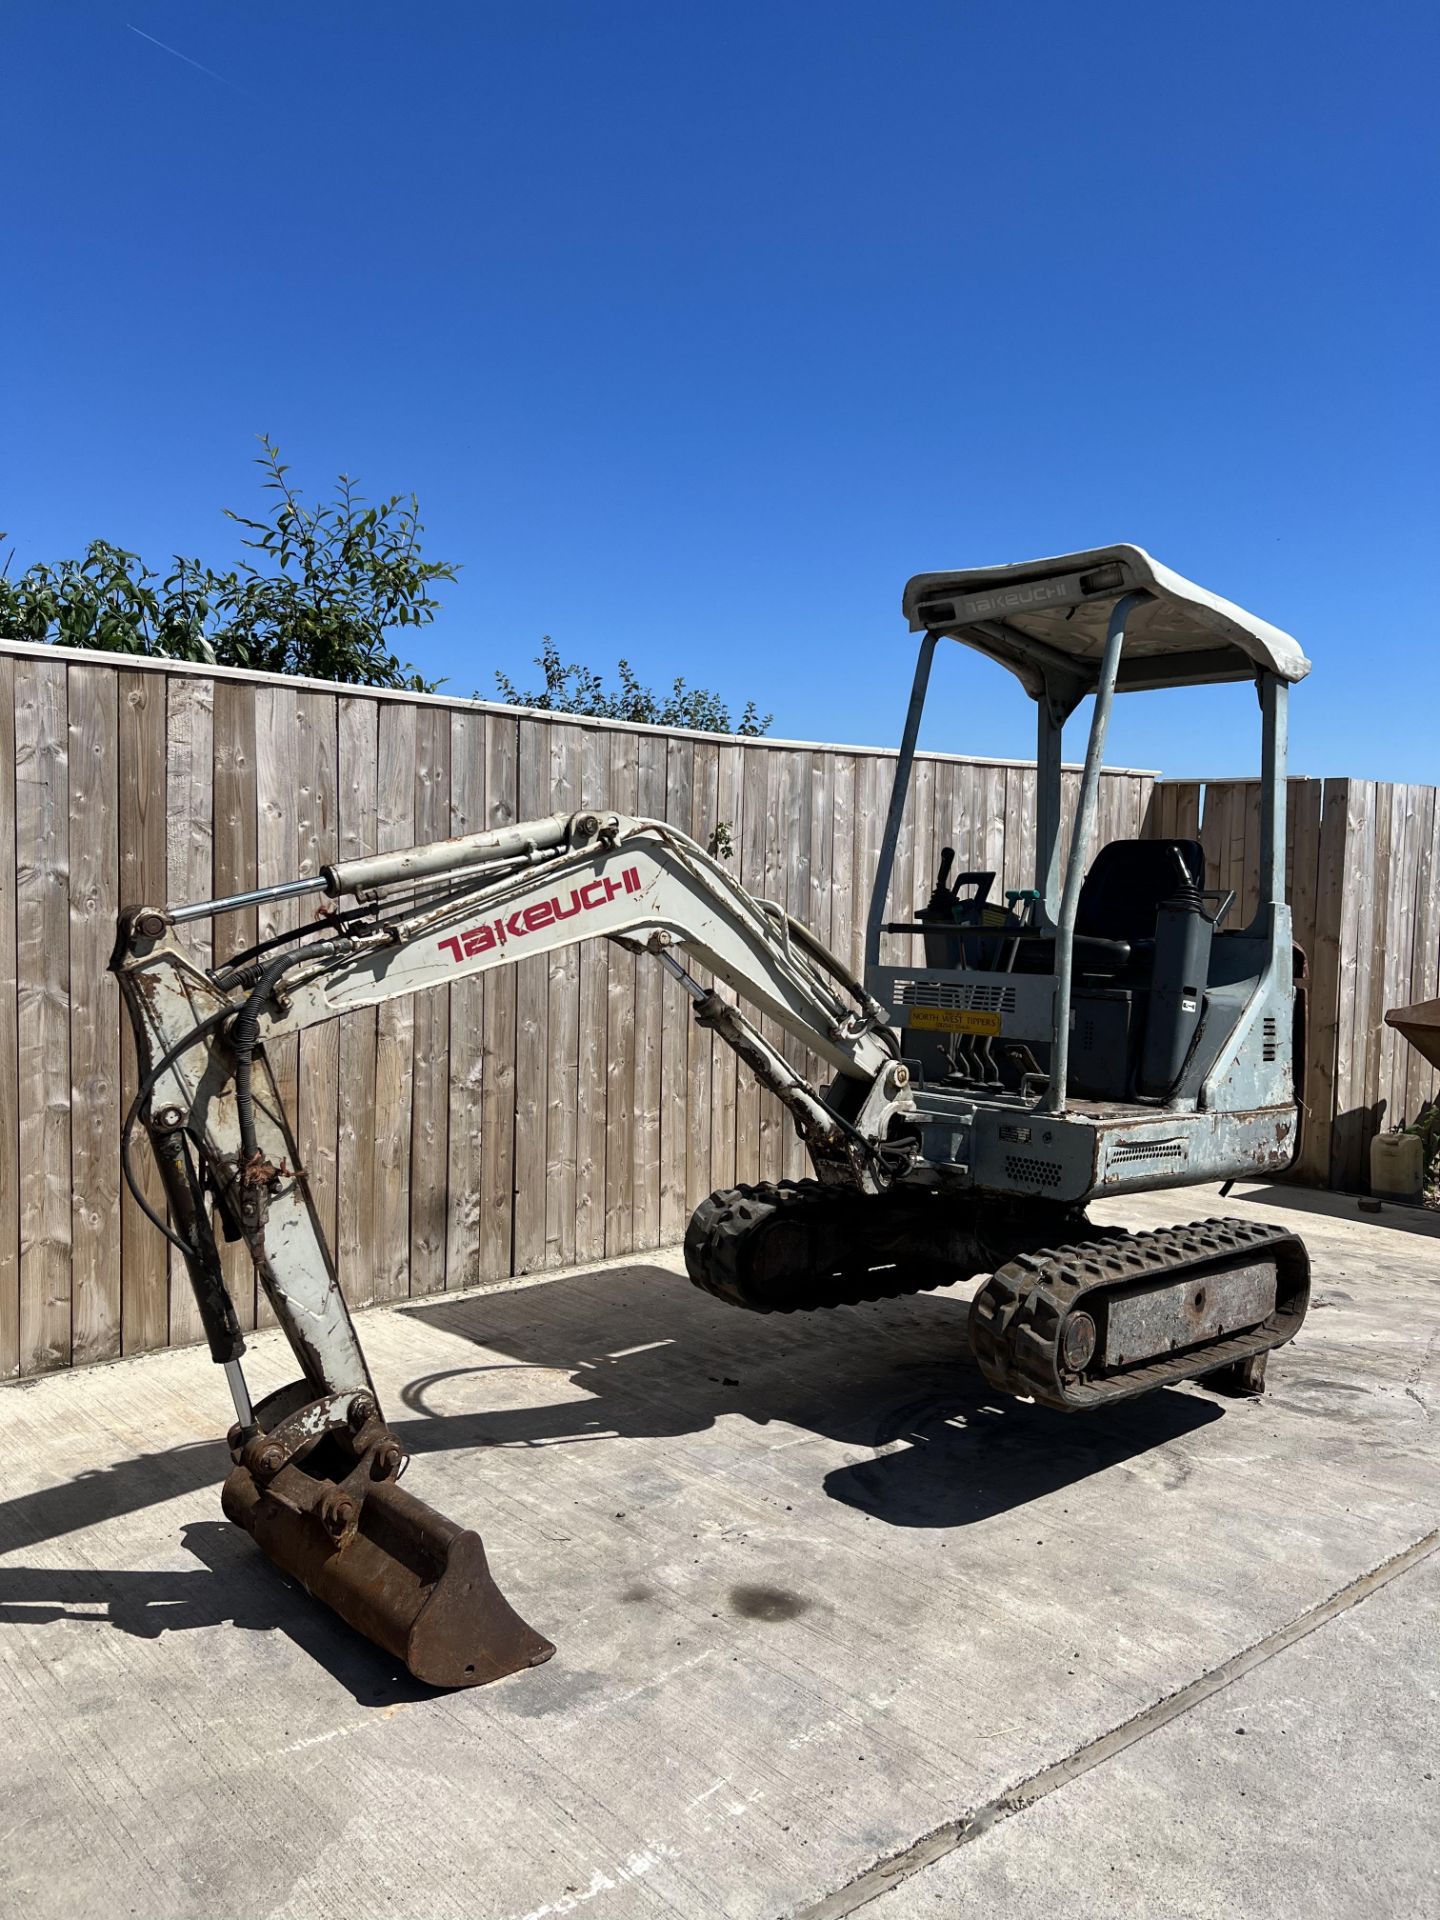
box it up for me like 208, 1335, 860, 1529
864, 1552, 1440, 1920
0, 1182, 1435, 1920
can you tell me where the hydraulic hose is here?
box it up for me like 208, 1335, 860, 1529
119, 1006, 234, 1253
228, 942, 347, 1167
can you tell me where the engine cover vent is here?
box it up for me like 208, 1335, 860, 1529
1109, 1138, 1190, 1166
1005, 1154, 1062, 1189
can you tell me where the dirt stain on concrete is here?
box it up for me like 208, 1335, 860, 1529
729, 1584, 810, 1622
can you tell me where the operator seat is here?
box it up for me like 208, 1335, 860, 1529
1007, 837, 1205, 976
1074, 839, 1205, 952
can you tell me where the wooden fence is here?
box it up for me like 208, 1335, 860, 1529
1, 642, 1433, 1375
1154, 775, 1440, 1193
0, 642, 1162, 1376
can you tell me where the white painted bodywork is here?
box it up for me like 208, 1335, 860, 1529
902, 544, 1311, 689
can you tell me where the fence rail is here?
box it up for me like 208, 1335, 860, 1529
0, 641, 1430, 1375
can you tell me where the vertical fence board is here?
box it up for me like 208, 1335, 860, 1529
1005, 763, 1036, 900
659, 738, 695, 1244
1058, 767, 1081, 882
709, 742, 744, 1194
15, 660, 71, 1374
512, 720, 552, 1274
1358, 783, 1393, 1151
0, 660, 18, 1378
409, 706, 451, 1295
164, 677, 213, 1347
729, 743, 767, 1186
295, 693, 340, 1223
854, 752, 887, 982
336, 699, 379, 1309
293, 693, 339, 1272
1236, 781, 1257, 923
252, 686, 299, 1328
907, 756, 935, 967
1173, 780, 1202, 844
1198, 783, 1229, 903
806, 746, 838, 1138
1382, 783, 1420, 1129
981, 762, 1010, 888
685, 742, 719, 1215
604, 728, 640, 1249
781, 747, 813, 1181
1241, 783, 1262, 926
1330, 782, 1373, 1190
212, 681, 258, 1328
446, 711, 487, 1289
830, 753, 857, 981
118, 670, 170, 1350
373, 703, 417, 1302
1286, 780, 1322, 1182
1403, 785, 1440, 1129
480, 715, 519, 1282
1299, 780, 1349, 1186
633, 736, 668, 1226
599, 725, 641, 1251
68, 666, 121, 1364
544, 725, 583, 1270
575, 727, 611, 1261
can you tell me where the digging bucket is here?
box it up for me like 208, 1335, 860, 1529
222, 1456, 555, 1688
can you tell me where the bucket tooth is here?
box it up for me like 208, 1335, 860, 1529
222, 1463, 555, 1688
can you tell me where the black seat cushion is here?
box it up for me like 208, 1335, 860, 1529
1075, 839, 1204, 945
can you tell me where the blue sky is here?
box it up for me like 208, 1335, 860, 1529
5, 2, 1437, 778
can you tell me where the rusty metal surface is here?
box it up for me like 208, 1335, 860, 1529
221, 1393, 554, 1688
1101, 1258, 1279, 1368
222, 1465, 554, 1687
1386, 997, 1440, 1072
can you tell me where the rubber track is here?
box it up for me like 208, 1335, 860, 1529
685, 1179, 958, 1314
969, 1215, 1310, 1411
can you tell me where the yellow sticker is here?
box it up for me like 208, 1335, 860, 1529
906, 1005, 1002, 1036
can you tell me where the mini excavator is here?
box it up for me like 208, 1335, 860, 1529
114, 546, 1313, 1686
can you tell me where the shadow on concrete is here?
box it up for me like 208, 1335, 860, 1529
1231, 1181, 1440, 1238
399, 1265, 1222, 1528
0, 1522, 435, 1706
0, 1439, 231, 1556
0, 1266, 1220, 1677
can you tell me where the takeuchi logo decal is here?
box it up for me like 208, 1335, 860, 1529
438, 867, 643, 962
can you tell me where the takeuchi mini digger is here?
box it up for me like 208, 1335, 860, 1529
114, 545, 1313, 1686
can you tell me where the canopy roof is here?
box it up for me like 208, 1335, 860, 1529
902, 545, 1310, 699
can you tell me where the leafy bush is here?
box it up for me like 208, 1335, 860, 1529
494, 638, 771, 736
2, 439, 773, 732
0, 437, 454, 691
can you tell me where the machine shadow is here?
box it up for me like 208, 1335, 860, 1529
0, 1439, 232, 1555
1238, 1179, 1440, 1237
0, 1263, 1220, 1690
399, 1263, 1223, 1528
0, 1521, 436, 1707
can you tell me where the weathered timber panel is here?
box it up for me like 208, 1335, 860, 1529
20, 640, 1414, 1373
